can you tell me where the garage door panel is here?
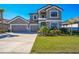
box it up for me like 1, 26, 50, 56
30, 25, 38, 32
11, 25, 28, 32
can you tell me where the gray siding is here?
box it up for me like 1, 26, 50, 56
46, 7, 61, 20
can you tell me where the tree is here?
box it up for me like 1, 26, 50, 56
0, 9, 4, 31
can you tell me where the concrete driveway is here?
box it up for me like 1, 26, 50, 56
0, 32, 37, 53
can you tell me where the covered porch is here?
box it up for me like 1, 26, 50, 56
39, 20, 61, 29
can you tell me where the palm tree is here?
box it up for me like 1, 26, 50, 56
0, 9, 4, 31
75, 17, 79, 22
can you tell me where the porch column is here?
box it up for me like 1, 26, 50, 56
38, 21, 41, 28
10, 24, 12, 32
57, 22, 60, 30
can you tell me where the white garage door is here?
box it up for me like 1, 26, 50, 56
11, 24, 28, 32
30, 25, 38, 32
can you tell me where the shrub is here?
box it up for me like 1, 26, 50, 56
49, 28, 61, 36
72, 30, 79, 35
38, 26, 49, 36
60, 28, 69, 34
0, 29, 6, 33
49, 30, 54, 36
38, 27, 70, 36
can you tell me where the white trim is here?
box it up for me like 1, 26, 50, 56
10, 24, 28, 25
8, 16, 28, 24
49, 10, 59, 18
57, 22, 60, 29
38, 18, 46, 20
30, 24, 38, 25
46, 20, 61, 22
46, 6, 62, 11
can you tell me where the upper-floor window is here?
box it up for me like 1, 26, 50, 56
33, 15, 37, 19
50, 11, 58, 18
41, 14, 45, 18
40, 12, 46, 18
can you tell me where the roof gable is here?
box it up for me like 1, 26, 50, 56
38, 4, 52, 12
38, 4, 62, 13
8, 16, 28, 24
46, 6, 62, 11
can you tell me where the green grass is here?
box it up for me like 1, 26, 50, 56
31, 35, 79, 53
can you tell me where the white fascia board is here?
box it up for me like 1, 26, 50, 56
8, 16, 28, 24
10, 24, 28, 25
46, 20, 61, 22
30, 24, 38, 25
46, 6, 62, 12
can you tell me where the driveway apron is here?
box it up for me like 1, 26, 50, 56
0, 33, 37, 53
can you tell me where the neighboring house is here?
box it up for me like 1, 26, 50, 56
29, 4, 62, 32
0, 4, 63, 32
62, 21, 79, 30
62, 16, 79, 31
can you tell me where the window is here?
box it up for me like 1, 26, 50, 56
34, 15, 37, 19
41, 14, 45, 18
50, 11, 58, 17
51, 23, 57, 28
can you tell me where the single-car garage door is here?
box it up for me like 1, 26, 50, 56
30, 24, 38, 32
11, 24, 28, 32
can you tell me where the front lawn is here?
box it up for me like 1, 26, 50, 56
31, 35, 79, 53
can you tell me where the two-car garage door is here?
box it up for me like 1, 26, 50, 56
11, 24, 28, 32
10, 24, 39, 32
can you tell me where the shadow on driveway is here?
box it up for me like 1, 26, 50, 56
12, 32, 37, 34
0, 34, 19, 39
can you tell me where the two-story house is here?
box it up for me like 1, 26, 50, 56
29, 4, 62, 32
0, 4, 63, 32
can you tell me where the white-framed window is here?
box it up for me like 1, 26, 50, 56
33, 15, 37, 20
50, 10, 58, 18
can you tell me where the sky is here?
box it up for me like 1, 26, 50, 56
0, 4, 79, 21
